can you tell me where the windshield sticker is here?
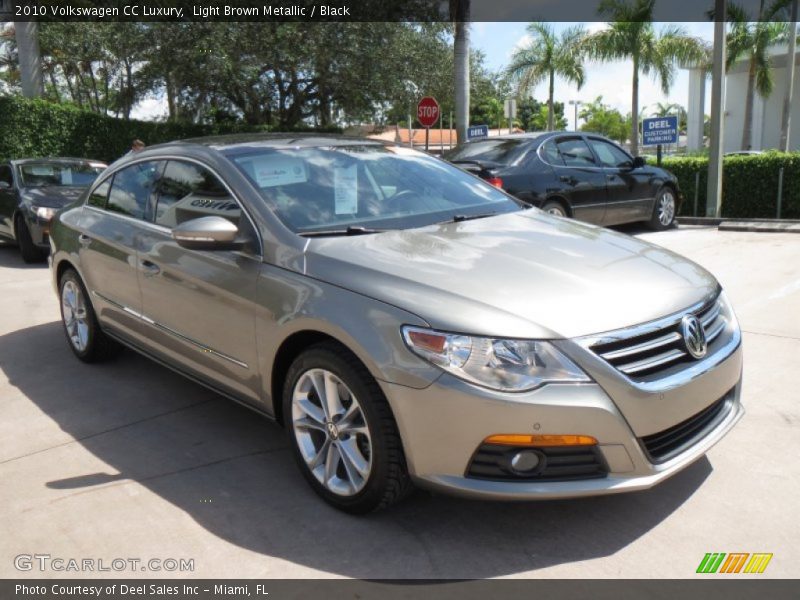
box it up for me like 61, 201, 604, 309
249, 157, 308, 188
334, 164, 358, 214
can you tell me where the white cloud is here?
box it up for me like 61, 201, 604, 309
130, 96, 168, 122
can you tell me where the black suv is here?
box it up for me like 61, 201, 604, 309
446, 132, 683, 230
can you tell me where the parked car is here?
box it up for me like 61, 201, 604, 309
0, 158, 107, 262
445, 132, 683, 230
49, 134, 742, 513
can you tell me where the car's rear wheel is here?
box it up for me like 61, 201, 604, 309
59, 269, 122, 362
283, 342, 412, 513
541, 200, 568, 218
649, 187, 677, 230
15, 215, 47, 263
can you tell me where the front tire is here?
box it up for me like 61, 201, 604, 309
59, 269, 122, 362
648, 187, 677, 230
283, 342, 412, 513
15, 215, 48, 263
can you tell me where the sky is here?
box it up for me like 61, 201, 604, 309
133, 21, 717, 125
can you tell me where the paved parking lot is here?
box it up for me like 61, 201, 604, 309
1, 225, 798, 579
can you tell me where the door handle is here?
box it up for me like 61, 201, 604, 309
607, 173, 618, 180
139, 259, 161, 276
559, 175, 576, 185
78, 233, 92, 246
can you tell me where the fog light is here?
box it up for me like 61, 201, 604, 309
510, 450, 541, 473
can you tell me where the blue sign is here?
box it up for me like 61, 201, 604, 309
642, 116, 679, 145
467, 125, 489, 140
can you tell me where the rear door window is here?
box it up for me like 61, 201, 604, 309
555, 138, 597, 168
107, 161, 161, 220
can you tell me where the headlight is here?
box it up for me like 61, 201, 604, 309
32, 205, 57, 220
401, 326, 591, 392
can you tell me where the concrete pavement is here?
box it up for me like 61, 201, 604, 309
0, 226, 798, 579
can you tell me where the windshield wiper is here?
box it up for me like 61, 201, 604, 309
447, 212, 497, 223
298, 226, 389, 237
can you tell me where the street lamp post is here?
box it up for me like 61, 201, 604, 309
569, 100, 582, 131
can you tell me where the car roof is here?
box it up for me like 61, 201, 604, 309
10, 157, 107, 165
173, 132, 390, 151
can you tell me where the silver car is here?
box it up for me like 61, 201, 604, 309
49, 135, 743, 513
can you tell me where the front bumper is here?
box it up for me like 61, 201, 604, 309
382, 340, 743, 500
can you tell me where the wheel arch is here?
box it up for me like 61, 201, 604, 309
543, 195, 572, 217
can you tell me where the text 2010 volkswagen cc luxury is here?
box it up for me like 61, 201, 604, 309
49, 134, 743, 513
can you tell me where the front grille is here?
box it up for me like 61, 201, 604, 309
640, 392, 732, 463
590, 295, 728, 381
466, 444, 608, 482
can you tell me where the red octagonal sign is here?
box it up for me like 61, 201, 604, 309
417, 96, 440, 128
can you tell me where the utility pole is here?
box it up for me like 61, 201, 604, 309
569, 100, 582, 131
780, 0, 798, 151
706, 0, 727, 217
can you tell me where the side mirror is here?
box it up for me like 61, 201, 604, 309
171, 216, 242, 250
632, 156, 646, 169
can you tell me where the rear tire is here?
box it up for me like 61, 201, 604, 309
541, 200, 568, 218
15, 216, 48, 263
283, 342, 412, 513
59, 269, 122, 363
648, 187, 677, 230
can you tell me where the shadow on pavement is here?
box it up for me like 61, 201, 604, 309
1, 321, 712, 578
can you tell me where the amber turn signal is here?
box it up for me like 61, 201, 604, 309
484, 434, 598, 447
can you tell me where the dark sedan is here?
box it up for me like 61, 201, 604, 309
0, 158, 107, 262
445, 132, 683, 230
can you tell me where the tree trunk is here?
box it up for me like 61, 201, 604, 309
742, 56, 757, 150
780, 1, 798, 151
14, 22, 44, 98
547, 70, 555, 131
452, 1, 470, 144
631, 54, 640, 156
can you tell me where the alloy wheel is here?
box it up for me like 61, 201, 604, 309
291, 368, 373, 496
61, 280, 89, 352
658, 191, 676, 226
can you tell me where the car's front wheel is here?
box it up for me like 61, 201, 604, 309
15, 215, 48, 263
649, 187, 677, 230
59, 269, 122, 362
283, 342, 412, 513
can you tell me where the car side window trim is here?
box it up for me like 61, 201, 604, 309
84, 155, 263, 258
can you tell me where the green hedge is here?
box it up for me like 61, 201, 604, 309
652, 152, 800, 219
0, 96, 341, 164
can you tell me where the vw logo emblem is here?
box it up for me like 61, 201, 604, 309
326, 421, 340, 441
681, 314, 707, 359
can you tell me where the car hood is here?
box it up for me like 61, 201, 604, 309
304, 211, 718, 339
21, 187, 86, 208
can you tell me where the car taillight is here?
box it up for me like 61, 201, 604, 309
485, 176, 504, 188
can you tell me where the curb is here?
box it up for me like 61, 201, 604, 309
677, 217, 800, 233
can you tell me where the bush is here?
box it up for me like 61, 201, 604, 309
0, 96, 341, 164
651, 151, 800, 219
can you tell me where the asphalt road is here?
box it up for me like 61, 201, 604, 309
1, 225, 798, 579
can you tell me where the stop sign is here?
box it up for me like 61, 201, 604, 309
417, 96, 440, 128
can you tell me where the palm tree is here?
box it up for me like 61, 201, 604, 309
507, 23, 586, 131
450, 0, 470, 144
13, 21, 43, 97
584, 0, 706, 156
726, 1, 791, 150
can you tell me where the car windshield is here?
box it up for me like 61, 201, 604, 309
225, 144, 522, 234
444, 138, 530, 165
18, 161, 105, 188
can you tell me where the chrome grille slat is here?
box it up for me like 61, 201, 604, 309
600, 331, 682, 361
705, 317, 726, 343
701, 304, 721, 327
588, 295, 728, 381
618, 348, 687, 375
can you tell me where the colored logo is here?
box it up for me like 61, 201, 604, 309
696, 553, 773, 574
681, 314, 707, 359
